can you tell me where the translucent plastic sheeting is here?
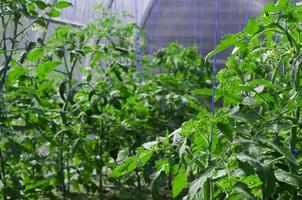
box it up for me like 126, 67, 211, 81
58, 0, 110, 25
144, 0, 300, 62
144, 0, 270, 62
110, 0, 151, 24
3, 0, 301, 68
50, 0, 152, 25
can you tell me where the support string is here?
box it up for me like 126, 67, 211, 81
135, 0, 143, 78
192, 0, 197, 45
199, 0, 204, 54
208, 0, 220, 161
156, 0, 162, 51
245, 0, 250, 24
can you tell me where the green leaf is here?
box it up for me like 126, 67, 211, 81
188, 164, 216, 200
35, 18, 48, 27
59, 80, 68, 102
235, 182, 256, 200
244, 18, 259, 34
206, 34, 242, 59
150, 168, 166, 200
192, 88, 214, 96
229, 108, 261, 124
217, 122, 234, 139
179, 140, 187, 162
68, 83, 86, 104
139, 150, 154, 166
237, 154, 275, 198
37, 61, 61, 75
27, 48, 43, 62
25, 180, 48, 191
7, 66, 23, 83
34, 1, 47, 10
193, 88, 242, 104
275, 170, 302, 188
186, 152, 206, 176
173, 167, 188, 198
257, 138, 297, 165
48, 9, 61, 17
55, 1, 73, 9
109, 156, 138, 177
275, 0, 291, 9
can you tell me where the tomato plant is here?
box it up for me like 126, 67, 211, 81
114, 0, 302, 199
0, 1, 210, 199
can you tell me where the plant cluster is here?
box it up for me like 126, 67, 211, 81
114, 0, 302, 199
0, 1, 210, 199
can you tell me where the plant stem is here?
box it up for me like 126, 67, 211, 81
204, 178, 213, 200
60, 132, 66, 200
98, 132, 103, 200
289, 107, 300, 200
58, 55, 77, 199
0, 8, 18, 199
66, 157, 71, 194
0, 150, 7, 200
135, 165, 141, 191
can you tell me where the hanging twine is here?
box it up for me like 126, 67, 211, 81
208, 0, 220, 161
199, 0, 204, 53
135, 0, 143, 78
245, 0, 250, 25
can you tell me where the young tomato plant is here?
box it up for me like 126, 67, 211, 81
0, 0, 72, 199
1, 1, 211, 199
113, 0, 302, 199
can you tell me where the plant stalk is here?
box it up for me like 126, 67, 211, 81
60, 131, 66, 200
289, 107, 300, 199
0, 150, 7, 200
98, 132, 103, 200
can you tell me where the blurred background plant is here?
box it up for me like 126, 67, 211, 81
0, 1, 211, 199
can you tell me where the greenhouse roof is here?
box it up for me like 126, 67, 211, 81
43, 0, 274, 59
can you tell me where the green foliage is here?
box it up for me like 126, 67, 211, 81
0, 1, 210, 199
4, 0, 302, 199
55, 1, 73, 9
115, 0, 302, 199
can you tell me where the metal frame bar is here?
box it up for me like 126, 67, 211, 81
139, 0, 156, 28
107, 0, 114, 8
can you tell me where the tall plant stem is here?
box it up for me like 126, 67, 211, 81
60, 131, 66, 200
0, 8, 18, 199
289, 107, 300, 199
130, 149, 141, 191
66, 157, 71, 194
0, 150, 7, 200
204, 178, 213, 200
60, 97, 69, 200
0, 14, 8, 199
135, 168, 141, 191
59, 56, 78, 199
132, 148, 141, 191
98, 126, 104, 200
206, 0, 220, 198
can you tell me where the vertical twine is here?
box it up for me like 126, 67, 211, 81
199, 0, 204, 54
135, 0, 143, 77
245, 0, 250, 24
208, 0, 220, 161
